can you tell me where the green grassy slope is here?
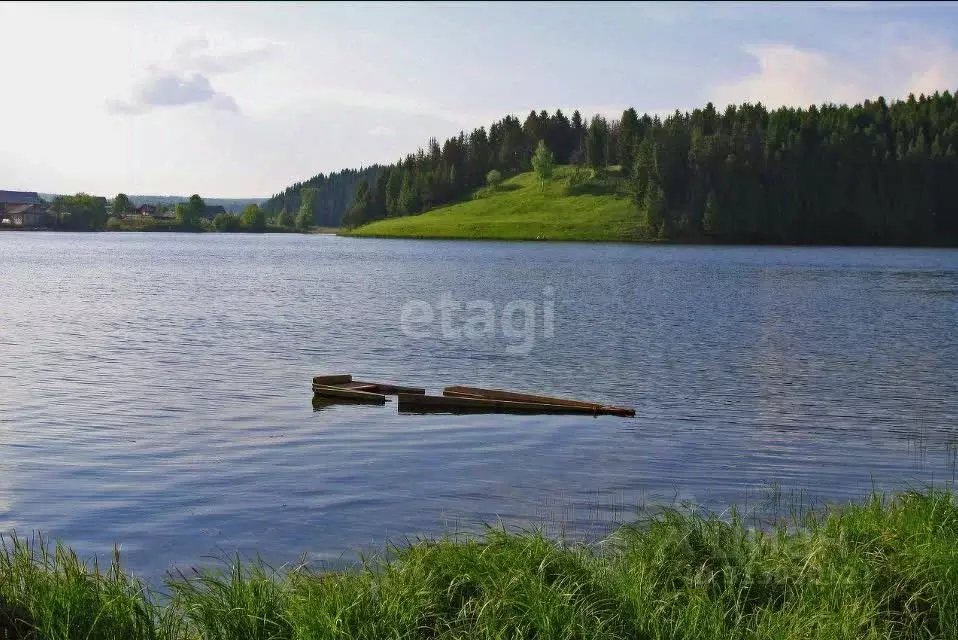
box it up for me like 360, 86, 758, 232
347, 166, 642, 241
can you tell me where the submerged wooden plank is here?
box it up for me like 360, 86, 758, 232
313, 374, 353, 385
313, 384, 387, 403
353, 380, 426, 395
443, 385, 635, 416
398, 393, 632, 416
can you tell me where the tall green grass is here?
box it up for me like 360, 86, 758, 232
1, 489, 955, 639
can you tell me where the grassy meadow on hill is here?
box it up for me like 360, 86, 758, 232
346, 166, 647, 242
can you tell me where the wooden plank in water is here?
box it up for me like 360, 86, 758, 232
353, 380, 426, 395
313, 384, 387, 403
313, 374, 352, 385
341, 382, 379, 391
444, 385, 635, 416
444, 385, 597, 407
399, 393, 631, 416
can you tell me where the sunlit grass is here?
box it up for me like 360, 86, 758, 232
345, 166, 642, 242
0, 489, 955, 639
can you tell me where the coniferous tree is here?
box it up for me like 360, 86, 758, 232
585, 115, 610, 170
342, 181, 372, 228
619, 108, 640, 176
570, 110, 586, 164
397, 174, 421, 215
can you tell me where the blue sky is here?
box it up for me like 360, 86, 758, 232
3, 1, 958, 197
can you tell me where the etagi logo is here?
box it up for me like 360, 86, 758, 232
400, 287, 556, 355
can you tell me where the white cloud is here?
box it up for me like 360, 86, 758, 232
109, 32, 277, 116
712, 44, 867, 108
108, 72, 239, 115
712, 36, 958, 109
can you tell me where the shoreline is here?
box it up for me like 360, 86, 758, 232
1, 488, 954, 639
3, 226, 956, 248
340, 230, 958, 249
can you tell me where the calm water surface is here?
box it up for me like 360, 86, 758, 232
1, 233, 956, 578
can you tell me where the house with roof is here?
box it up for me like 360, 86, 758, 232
137, 204, 157, 217
0, 191, 53, 228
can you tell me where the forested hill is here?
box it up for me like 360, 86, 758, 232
340, 92, 958, 246
261, 166, 385, 227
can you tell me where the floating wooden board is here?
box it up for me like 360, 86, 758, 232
313, 374, 353, 385
352, 380, 426, 395
443, 385, 635, 417
311, 374, 425, 395
445, 385, 598, 408
341, 382, 379, 391
312, 384, 387, 403
309, 376, 632, 417
398, 393, 631, 416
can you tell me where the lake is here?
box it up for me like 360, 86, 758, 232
1, 233, 956, 579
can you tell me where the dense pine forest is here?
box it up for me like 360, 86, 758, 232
329, 92, 958, 245
261, 166, 384, 227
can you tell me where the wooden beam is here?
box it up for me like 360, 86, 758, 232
443, 385, 634, 416
399, 393, 633, 417
313, 384, 387, 403
353, 380, 426, 394
313, 374, 352, 385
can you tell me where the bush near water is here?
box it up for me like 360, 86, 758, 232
0, 489, 955, 639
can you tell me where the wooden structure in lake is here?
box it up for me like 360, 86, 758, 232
312, 374, 634, 418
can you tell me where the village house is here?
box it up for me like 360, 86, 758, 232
137, 204, 157, 217
0, 190, 53, 228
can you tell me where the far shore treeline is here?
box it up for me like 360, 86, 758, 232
328, 92, 958, 246
24, 91, 958, 243
34, 193, 317, 234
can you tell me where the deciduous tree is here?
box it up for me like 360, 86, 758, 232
240, 204, 265, 232
531, 140, 555, 189
296, 188, 318, 230
112, 193, 133, 218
